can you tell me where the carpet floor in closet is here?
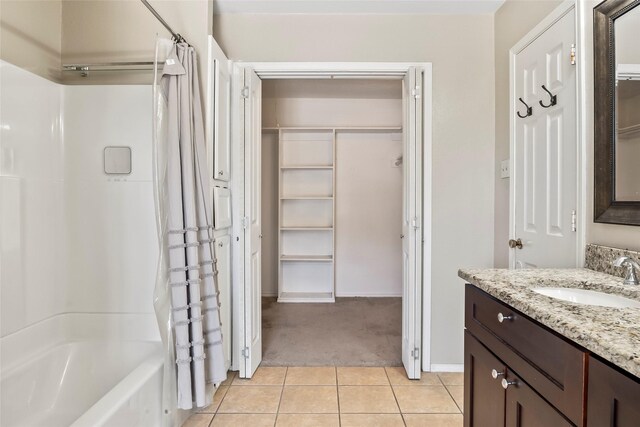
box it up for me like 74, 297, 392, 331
261, 297, 402, 367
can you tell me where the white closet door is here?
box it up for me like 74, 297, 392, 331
241, 67, 263, 378
402, 67, 423, 380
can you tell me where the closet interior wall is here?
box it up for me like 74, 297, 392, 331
261, 79, 404, 300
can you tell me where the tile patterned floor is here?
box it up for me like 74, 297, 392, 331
185, 367, 464, 426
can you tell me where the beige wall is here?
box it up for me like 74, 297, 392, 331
0, 0, 63, 82
214, 13, 496, 365
61, 0, 211, 85
582, 0, 640, 251
493, 0, 563, 268
0, 0, 211, 85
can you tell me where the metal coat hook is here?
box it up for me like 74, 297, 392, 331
517, 98, 533, 118
539, 85, 557, 108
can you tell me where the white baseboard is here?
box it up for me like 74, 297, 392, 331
429, 364, 464, 372
262, 292, 401, 298
335, 293, 402, 298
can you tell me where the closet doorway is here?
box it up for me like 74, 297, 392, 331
228, 63, 432, 381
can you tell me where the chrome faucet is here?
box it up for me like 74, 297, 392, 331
613, 256, 640, 285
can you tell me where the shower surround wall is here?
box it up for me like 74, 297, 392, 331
0, 61, 66, 336
0, 60, 158, 337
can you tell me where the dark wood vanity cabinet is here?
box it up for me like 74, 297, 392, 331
464, 331, 505, 427
465, 331, 573, 427
465, 285, 584, 427
504, 369, 573, 427
465, 284, 640, 427
587, 356, 640, 427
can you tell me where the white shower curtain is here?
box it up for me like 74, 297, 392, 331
152, 38, 226, 422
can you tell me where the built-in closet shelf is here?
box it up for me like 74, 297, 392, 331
278, 291, 335, 303
280, 227, 334, 231
280, 197, 333, 200
280, 255, 333, 262
278, 127, 336, 303
280, 165, 334, 170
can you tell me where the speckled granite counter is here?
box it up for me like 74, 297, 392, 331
458, 268, 640, 378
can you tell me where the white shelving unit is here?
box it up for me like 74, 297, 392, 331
278, 129, 336, 303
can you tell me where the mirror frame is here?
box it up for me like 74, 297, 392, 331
594, 0, 640, 226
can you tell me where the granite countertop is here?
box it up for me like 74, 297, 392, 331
458, 268, 640, 378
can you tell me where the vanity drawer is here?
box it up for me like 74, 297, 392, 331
465, 285, 586, 426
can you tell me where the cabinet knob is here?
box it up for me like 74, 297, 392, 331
218, 170, 224, 176
218, 241, 224, 247
497, 312, 513, 323
491, 369, 505, 379
501, 378, 518, 389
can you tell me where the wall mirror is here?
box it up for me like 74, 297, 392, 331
594, 0, 640, 225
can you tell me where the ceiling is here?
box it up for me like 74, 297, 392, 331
212, 0, 507, 15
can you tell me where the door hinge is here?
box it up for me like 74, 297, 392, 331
411, 86, 421, 99
570, 44, 576, 65
241, 86, 250, 99
411, 347, 420, 360
411, 217, 420, 230
571, 209, 577, 232
241, 216, 249, 229
241, 347, 250, 359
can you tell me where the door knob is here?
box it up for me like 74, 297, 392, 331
491, 369, 505, 379
508, 238, 523, 249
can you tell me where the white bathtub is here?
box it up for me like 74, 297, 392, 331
1, 313, 163, 427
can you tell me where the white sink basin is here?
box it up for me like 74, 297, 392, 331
532, 287, 640, 308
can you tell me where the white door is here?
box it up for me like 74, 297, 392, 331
402, 67, 423, 379
512, 9, 577, 269
240, 67, 263, 377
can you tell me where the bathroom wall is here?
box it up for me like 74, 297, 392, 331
0, 60, 158, 336
61, 0, 211, 86
214, 14, 496, 366
580, 0, 640, 251
0, 61, 66, 337
492, 0, 564, 268
0, 1, 63, 82
493, 0, 640, 262
63, 85, 158, 314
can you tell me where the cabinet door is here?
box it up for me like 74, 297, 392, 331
587, 356, 640, 427
213, 186, 231, 230
464, 331, 506, 427
214, 234, 231, 367
504, 370, 573, 427
209, 37, 230, 181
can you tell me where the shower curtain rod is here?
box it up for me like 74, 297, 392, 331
62, 62, 158, 76
141, 0, 186, 43
62, 1, 185, 76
